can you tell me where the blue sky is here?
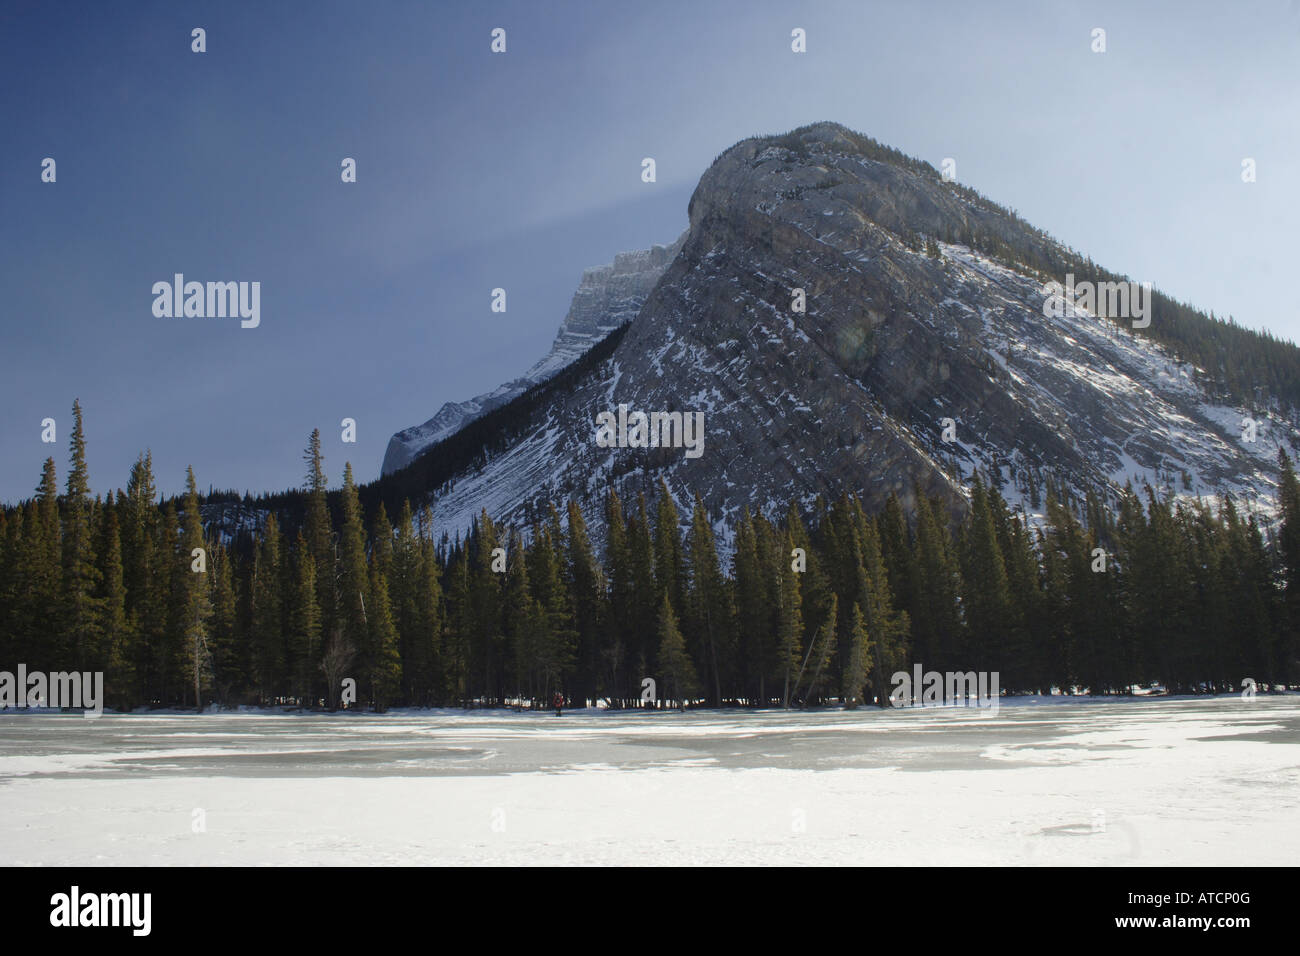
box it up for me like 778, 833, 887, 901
3, 0, 1298, 504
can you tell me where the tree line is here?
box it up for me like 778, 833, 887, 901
1, 401, 1296, 712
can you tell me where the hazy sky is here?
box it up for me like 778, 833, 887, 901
3, 0, 1298, 504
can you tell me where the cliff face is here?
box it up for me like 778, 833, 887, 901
525, 237, 687, 382
387, 122, 1295, 539
380, 233, 686, 476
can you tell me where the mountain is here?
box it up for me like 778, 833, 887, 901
376, 121, 1300, 541
381, 233, 686, 475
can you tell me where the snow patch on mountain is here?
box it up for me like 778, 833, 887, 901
381, 233, 686, 476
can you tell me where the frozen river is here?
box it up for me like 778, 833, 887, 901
2, 695, 1297, 865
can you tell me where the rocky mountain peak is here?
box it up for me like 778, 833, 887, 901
373, 123, 1297, 544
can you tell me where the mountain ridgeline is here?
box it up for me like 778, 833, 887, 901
364, 121, 1299, 541
381, 234, 685, 476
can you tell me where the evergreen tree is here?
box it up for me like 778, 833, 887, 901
337, 463, 370, 694
302, 430, 337, 656
503, 527, 537, 705
732, 508, 768, 705
286, 532, 321, 704
777, 531, 804, 708
686, 494, 734, 706
789, 502, 833, 695
854, 501, 910, 708
413, 505, 445, 704
985, 487, 1040, 692
366, 558, 402, 710
753, 514, 785, 705
251, 513, 286, 702
877, 493, 914, 620
653, 480, 686, 614
655, 594, 698, 710
525, 521, 577, 700
121, 453, 162, 702
156, 499, 181, 702
842, 603, 872, 709
793, 593, 838, 705
467, 510, 506, 705
370, 502, 394, 582
0, 509, 18, 666
61, 399, 101, 672
17, 461, 61, 672
441, 542, 471, 705
627, 493, 659, 702
567, 500, 606, 708
960, 475, 1015, 669
390, 501, 421, 703
909, 492, 964, 673
207, 538, 239, 705
603, 489, 636, 705
1276, 449, 1300, 685
178, 466, 213, 709
97, 499, 134, 709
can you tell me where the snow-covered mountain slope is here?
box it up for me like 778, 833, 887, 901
380, 233, 686, 475
388, 122, 1299, 540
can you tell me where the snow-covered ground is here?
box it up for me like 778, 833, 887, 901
2, 696, 1297, 866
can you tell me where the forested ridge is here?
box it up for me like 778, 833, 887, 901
2, 400, 1296, 712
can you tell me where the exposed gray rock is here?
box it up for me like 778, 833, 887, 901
396, 122, 1297, 541
380, 233, 686, 475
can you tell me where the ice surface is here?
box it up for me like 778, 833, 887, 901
1, 696, 1296, 866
